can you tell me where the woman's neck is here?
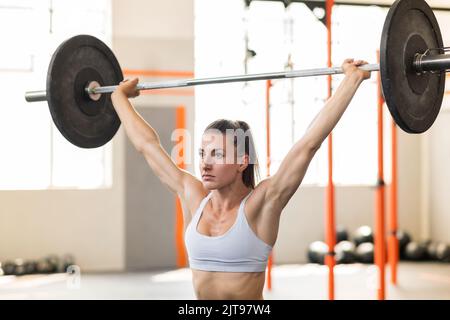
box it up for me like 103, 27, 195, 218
210, 185, 252, 211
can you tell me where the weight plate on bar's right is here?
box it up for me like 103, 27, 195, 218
380, 0, 445, 133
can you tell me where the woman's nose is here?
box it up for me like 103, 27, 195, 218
202, 155, 214, 166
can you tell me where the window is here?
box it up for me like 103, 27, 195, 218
0, 0, 112, 190
195, 0, 389, 185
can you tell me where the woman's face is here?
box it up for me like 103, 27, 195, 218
199, 130, 248, 190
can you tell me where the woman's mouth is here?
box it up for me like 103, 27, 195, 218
202, 174, 215, 181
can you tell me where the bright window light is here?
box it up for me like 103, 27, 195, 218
0, 0, 112, 190
195, 0, 389, 186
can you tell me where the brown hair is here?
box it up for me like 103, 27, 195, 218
204, 119, 260, 189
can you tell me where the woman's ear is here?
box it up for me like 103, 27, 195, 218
238, 154, 249, 173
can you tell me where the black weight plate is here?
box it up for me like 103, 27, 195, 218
46, 35, 123, 148
380, 0, 445, 133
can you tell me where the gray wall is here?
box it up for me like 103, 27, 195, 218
112, 0, 195, 270
125, 107, 177, 270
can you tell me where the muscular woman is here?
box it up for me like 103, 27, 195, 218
111, 58, 370, 300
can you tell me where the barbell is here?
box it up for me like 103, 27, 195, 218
24, 0, 450, 148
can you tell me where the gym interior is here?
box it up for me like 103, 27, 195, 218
1, 0, 450, 300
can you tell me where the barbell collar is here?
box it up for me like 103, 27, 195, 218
413, 53, 450, 73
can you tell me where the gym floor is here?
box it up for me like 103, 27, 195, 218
1, 262, 449, 300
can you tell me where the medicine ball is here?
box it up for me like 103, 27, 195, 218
355, 242, 374, 264
404, 241, 427, 261
396, 230, 411, 256
436, 243, 450, 262
336, 225, 349, 243
353, 226, 374, 246
426, 242, 439, 260
335, 241, 356, 264
307, 241, 328, 265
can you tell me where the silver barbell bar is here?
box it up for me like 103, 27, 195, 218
92, 64, 381, 94
24, 64, 380, 103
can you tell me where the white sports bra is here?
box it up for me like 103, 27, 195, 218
184, 191, 272, 272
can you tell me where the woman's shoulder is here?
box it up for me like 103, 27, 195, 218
244, 179, 270, 215
181, 174, 210, 217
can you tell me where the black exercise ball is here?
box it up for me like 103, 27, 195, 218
13, 259, 26, 276
353, 226, 374, 246
426, 242, 439, 260
23, 260, 38, 275
62, 254, 76, 273
397, 230, 411, 255
36, 258, 52, 274
307, 241, 328, 265
436, 243, 450, 262
336, 225, 349, 243
335, 241, 356, 264
45, 255, 62, 273
404, 241, 427, 261
418, 240, 431, 260
2, 261, 16, 275
355, 242, 374, 264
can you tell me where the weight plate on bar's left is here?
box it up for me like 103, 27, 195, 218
46, 35, 123, 148
380, 0, 445, 134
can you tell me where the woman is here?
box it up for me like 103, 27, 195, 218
111, 59, 370, 300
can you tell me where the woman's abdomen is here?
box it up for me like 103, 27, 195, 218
192, 270, 266, 300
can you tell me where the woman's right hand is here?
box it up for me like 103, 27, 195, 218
113, 78, 140, 98
341, 58, 371, 82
